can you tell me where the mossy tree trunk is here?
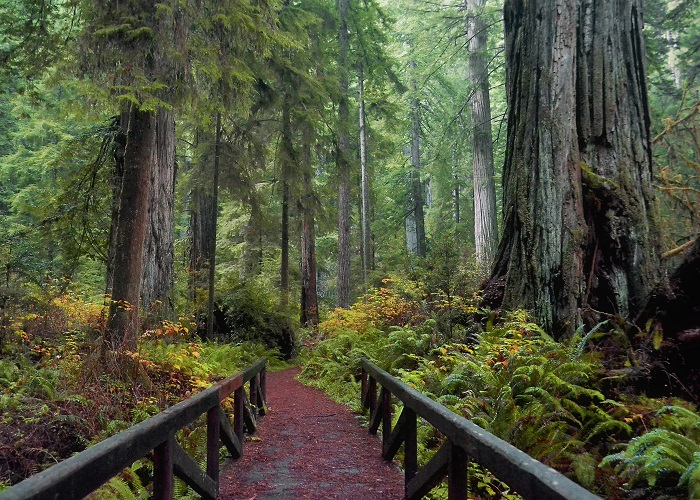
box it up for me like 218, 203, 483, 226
466, 0, 498, 271
336, 0, 352, 309
408, 60, 426, 258
488, 0, 660, 337
359, 64, 372, 286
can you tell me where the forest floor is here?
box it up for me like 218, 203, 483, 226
218, 367, 405, 499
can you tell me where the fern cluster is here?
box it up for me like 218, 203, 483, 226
601, 405, 700, 497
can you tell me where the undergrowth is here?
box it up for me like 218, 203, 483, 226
0, 291, 287, 495
298, 275, 700, 499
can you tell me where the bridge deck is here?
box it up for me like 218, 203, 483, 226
219, 368, 404, 499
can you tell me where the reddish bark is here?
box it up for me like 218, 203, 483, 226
107, 106, 155, 349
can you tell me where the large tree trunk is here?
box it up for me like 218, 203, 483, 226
300, 123, 319, 328
107, 105, 155, 350
488, 0, 659, 337
359, 64, 371, 286
336, 0, 352, 308
466, 0, 498, 271
141, 107, 176, 324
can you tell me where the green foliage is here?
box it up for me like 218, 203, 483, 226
87, 463, 148, 499
217, 273, 296, 354
602, 405, 700, 497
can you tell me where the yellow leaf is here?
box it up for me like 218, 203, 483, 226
652, 324, 664, 350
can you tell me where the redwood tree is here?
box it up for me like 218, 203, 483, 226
81, 0, 185, 348
465, 0, 498, 271
336, 0, 352, 309
488, 0, 660, 337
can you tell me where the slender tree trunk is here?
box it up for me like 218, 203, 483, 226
188, 185, 214, 294
188, 129, 216, 336
243, 201, 263, 277
107, 105, 155, 350
359, 64, 371, 286
488, 0, 659, 337
205, 113, 221, 341
452, 148, 461, 224
466, 0, 498, 270
280, 102, 293, 307
409, 60, 426, 257
141, 107, 176, 324
336, 0, 352, 308
300, 123, 319, 327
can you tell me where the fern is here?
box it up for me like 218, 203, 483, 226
601, 422, 700, 496
87, 465, 147, 499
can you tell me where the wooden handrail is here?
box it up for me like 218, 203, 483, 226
0, 357, 268, 500
361, 358, 600, 500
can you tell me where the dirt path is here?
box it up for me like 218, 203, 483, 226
218, 368, 405, 499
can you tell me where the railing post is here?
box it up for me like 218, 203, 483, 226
250, 374, 259, 418
234, 386, 244, 443
207, 404, 221, 490
381, 387, 392, 449
153, 436, 174, 500
260, 367, 267, 409
448, 442, 468, 500
404, 408, 418, 490
361, 366, 368, 410
368, 375, 377, 416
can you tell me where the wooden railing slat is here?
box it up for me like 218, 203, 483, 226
405, 440, 450, 500
219, 406, 243, 459
172, 441, 217, 500
382, 406, 410, 461
242, 389, 257, 434
368, 386, 387, 435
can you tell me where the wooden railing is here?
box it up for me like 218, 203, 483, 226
361, 358, 600, 500
0, 357, 267, 500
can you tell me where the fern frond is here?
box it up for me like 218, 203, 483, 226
584, 419, 633, 442
679, 452, 700, 498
